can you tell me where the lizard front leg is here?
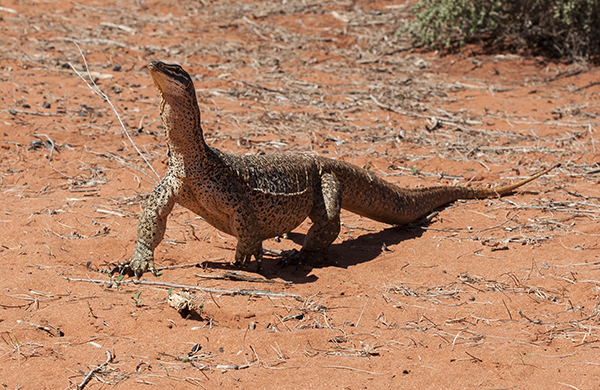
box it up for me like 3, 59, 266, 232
114, 178, 178, 278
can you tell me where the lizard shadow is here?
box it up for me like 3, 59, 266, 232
273, 224, 427, 283
201, 252, 319, 283
199, 224, 426, 284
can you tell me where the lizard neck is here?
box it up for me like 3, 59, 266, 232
159, 94, 210, 176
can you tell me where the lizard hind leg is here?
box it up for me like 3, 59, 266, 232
289, 172, 342, 267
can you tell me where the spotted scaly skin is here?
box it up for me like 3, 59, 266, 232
114, 61, 559, 278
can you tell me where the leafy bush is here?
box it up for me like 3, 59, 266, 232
407, 0, 600, 60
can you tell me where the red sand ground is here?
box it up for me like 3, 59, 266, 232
1, 1, 599, 389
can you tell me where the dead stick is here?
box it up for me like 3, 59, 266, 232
195, 271, 291, 285
324, 365, 382, 375
64, 277, 302, 301
465, 351, 482, 362
34, 133, 56, 161
68, 40, 160, 182
502, 299, 513, 320
131, 279, 302, 300
78, 350, 112, 390
574, 81, 600, 91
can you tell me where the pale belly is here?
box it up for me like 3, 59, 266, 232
179, 182, 314, 240
251, 191, 313, 239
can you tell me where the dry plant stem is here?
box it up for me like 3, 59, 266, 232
195, 270, 292, 284
34, 133, 55, 161
64, 277, 302, 300
241, 328, 251, 366
558, 383, 581, 390
215, 363, 250, 370
157, 262, 205, 270
17, 320, 61, 337
355, 297, 369, 328
68, 39, 160, 183
77, 350, 112, 390
323, 365, 382, 375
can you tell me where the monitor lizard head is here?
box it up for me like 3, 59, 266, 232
148, 61, 195, 99
147, 61, 207, 156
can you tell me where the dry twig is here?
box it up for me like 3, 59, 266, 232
77, 350, 113, 390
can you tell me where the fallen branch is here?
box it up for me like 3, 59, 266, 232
68, 39, 160, 183
78, 350, 112, 390
17, 320, 63, 337
33, 133, 56, 161
195, 270, 292, 285
64, 277, 302, 301
324, 365, 383, 375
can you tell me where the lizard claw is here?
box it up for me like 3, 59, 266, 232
234, 251, 266, 275
108, 262, 134, 277
110, 253, 156, 279
108, 263, 129, 276
234, 251, 252, 269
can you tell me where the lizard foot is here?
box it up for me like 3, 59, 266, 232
234, 251, 265, 275
278, 249, 330, 269
110, 255, 158, 280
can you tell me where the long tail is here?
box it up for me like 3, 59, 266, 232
328, 160, 560, 226
466, 164, 560, 198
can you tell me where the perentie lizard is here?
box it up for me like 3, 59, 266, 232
113, 61, 559, 278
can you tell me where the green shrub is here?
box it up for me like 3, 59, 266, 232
406, 0, 600, 60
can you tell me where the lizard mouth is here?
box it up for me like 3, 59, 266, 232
148, 61, 193, 97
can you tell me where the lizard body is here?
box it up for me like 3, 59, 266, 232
116, 61, 558, 277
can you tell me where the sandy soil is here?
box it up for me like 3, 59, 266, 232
1, 1, 600, 389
